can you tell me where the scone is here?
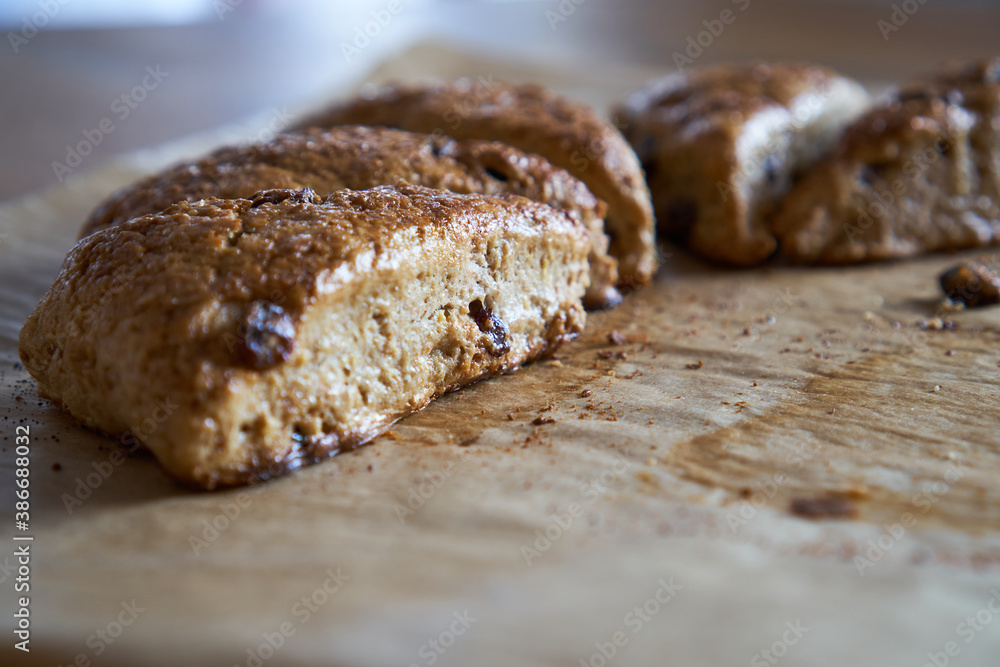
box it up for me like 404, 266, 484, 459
616, 62, 869, 266
773, 59, 1000, 264
82, 126, 620, 309
291, 79, 657, 287
19, 186, 590, 488
915, 57, 1000, 208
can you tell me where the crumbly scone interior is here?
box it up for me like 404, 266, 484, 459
20, 190, 590, 488
166, 230, 587, 486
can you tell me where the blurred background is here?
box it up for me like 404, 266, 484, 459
1, 0, 998, 201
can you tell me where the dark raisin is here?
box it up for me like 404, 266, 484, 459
662, 199, 699, 243
763, 154, 780, 186
859, 166, 879, 187
469, 299, 510, 356
898, 87, 933, 103
485, 167, 509, 182
236, 301, 296, 369
790, 497, 858, 520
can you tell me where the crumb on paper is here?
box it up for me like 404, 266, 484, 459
685, 360, 704, 370
916, 317, 955, 331
938, 298, 965, 313
842, 486, 870, 499
532, 416, 555, 426
636, 470, 656, 485
789, 496, 858, 520
607, 330, 625, 346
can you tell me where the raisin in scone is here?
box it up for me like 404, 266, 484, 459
20, 186, 590, 488
82, 126, 620, 309
292, 79, 657, 287
616, 62, 869, 266
772, 60, 1000, 264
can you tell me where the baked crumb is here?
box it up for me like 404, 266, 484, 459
939, 260, 1000, 308
790, 496, 858, 520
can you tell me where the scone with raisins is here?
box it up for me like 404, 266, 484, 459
82, 126, 620, 309
617, 62, 868, 265
773, 58, 1000, 263
20, 186, 591, 488
293, 80, 657, 287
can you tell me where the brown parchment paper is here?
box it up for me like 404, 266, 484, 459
2, 44, 1000, 667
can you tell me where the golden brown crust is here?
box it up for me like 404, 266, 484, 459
292, 79, 656, 287
20, 185, 591, 488
773, 60, 1000, 264
616, 62, 869, 266
82, 126, 620, 310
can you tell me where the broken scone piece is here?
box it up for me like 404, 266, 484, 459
617, 62, 869, 265
19, 186, 590, 488
773, 59, 1000, 263
81, 126, 620, 309
292, 79, 657, 287
939, 259, 1000, 308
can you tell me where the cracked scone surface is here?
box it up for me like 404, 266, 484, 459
617, 62, 869, 266
82, 126, 619, 309
292, 79, 656, 287
773, 58, 1000, 264
20, 185, 590, 488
